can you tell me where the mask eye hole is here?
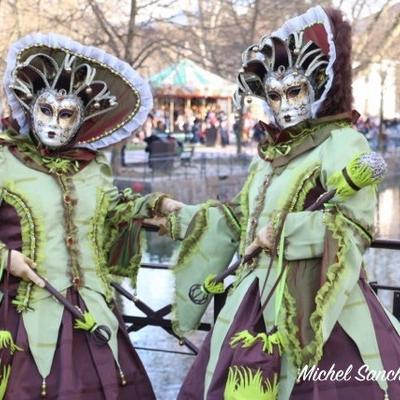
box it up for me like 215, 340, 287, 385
267, 91, 281, 102
287, 86, 302, 99
39, 104, 53, 117
59, 109, 74, 119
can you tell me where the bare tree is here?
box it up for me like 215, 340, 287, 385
0, 0, 399, 157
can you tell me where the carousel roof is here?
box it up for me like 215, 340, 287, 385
149, 59, 236, 98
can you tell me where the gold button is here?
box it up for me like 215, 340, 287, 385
72, 276, 80, 286
66, 236, 74, 247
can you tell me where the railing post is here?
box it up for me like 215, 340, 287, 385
370, 281, 379, 294
393, 291, 400, 321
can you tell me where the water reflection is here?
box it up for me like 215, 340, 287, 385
126, 177, 400, 400
365, 176, 400, 308
375, 177, 400, 239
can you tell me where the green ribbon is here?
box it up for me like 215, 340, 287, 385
274, 222, 287, 324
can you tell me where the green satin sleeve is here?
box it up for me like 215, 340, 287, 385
170, 200, 241, 335
283, 127, 376, 260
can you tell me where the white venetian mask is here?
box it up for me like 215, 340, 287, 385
265, 68, 315, 129
31, 89, 84, 148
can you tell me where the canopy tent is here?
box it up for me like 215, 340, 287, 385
149, 59, 236, 134
149, 59, 236, 99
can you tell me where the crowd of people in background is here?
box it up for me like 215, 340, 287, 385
134, 105, 266, 148
133, 106, 400, 153
357, 115, 400, 152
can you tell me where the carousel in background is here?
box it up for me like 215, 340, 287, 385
149, 59, 236, 145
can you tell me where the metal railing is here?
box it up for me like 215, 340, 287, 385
116, 151, 253, 183
121, 239, 400, 356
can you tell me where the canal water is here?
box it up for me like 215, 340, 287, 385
122, 175, 400, 400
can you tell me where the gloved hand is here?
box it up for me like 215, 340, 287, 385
9, 250, 45, 287
244, 223, 276, 257
143, 215, 167, 230
159, 198, 184, 215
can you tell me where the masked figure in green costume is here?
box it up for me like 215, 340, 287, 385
154, 6, 400, 400
0, 33, 172, 399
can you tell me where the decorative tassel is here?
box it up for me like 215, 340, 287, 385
260, 331, 286, 355
384, 391, 389, 400
0, 365, 11, 400
0, 330, 22, 354
41, 378, 47, 397
224, 367, 279, 400
230, 330, 286, 355
0, 330, 23, 399
230, 330, 257, 349
202, 274, 225, 295
74, 312, 98, 333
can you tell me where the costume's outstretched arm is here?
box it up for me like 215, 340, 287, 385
104, 188, 172, 290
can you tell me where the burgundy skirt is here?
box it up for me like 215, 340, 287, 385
179, 278, 400, 399
0, 284, 155, 400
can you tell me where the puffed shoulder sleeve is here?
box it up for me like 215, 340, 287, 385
283, 127, 375, 260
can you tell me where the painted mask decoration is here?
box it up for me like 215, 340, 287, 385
265, 68, 315, 129
31, 89, 84, 148
234, 6, 335, 129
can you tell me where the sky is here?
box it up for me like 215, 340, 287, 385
136, 0, 400, 26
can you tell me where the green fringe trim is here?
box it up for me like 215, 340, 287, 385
109, 253, 142, 290
259, 120, 349, 162
203, 274, 225, 294
288, 165, 321, 211
171, 199, 236, 337
239, 164, 257, 255
218, 203, 241, 237
89, 189, 113, 302
0, 330, 23, 353
0, 330, 21, 398
41, 157, 80, 175
0, 131, 81, 175
175, 200, 219, 267
2, 185, 44, 313
74, 312, 98, 332
230, 330, 258, 348
224, 367, 279, 400
149, 193, 171, 215
276, 163, 321, 212
167, 212, 180, 241
107, 190, 141, 226
280, 210, 352, 368
230, 329, 286, 355
259, 125, 320, 161
0, 365, 11, 400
